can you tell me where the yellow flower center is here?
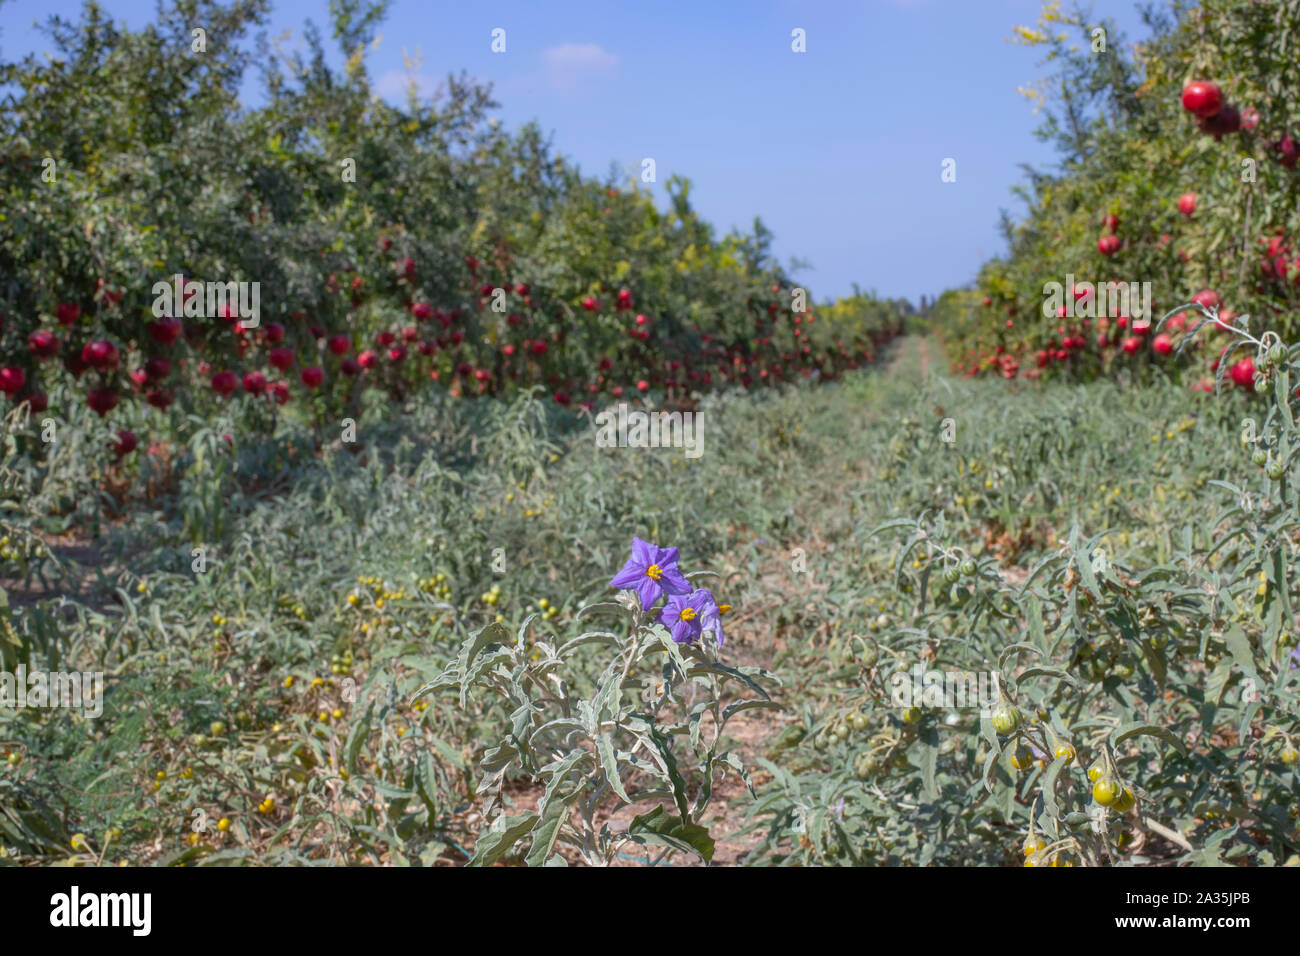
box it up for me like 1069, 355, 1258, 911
680, 607, 697, 621
645, 564, 663, 580
718, 604, 732, 614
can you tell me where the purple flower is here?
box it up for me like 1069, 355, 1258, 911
695, 588, 730, 647
658, 589, 714, 644
609, 537, 691, 610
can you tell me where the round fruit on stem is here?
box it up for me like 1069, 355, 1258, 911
991, 705, 1020, 735
1093, 776, 1123, 806
1181, 81, 1224, 119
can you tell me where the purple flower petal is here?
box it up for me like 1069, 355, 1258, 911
634, 576, 660, 610
658, 566, 692, 595
630, 537, 655, 566
610, 559, 645, 590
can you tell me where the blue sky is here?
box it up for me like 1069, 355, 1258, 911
0, 0, 1159, 304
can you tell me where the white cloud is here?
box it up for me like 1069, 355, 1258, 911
541, 43, 618, 91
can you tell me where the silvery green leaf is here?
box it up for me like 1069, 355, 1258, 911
596, 733, 631, 803
627, 806, 714, 863
469, 812, 538, 867
1111, 721, 1186, 754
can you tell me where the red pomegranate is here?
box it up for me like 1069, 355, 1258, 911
0, 367, 26, 396
87, 388, 119, 416
112, 429, 138, 457
1181, 81, 1224, 118
211, 371, 239, 396
147, 317, 183, 345
28, 330, 61, 358
242, 371, 268, 395
55, 302, 81, 326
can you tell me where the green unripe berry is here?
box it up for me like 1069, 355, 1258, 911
990, 705, 1020, 735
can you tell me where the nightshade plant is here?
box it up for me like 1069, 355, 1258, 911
410, 540, 777, 866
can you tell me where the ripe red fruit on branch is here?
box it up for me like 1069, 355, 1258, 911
300, 366, 324, 389
87, 388, 118, 416
0, 367, 25, 396
1098, 234, 1121, 256
1230, 357, 1256, 388
411, 302, 433, 321
1153, 334, 1174, 355
341, 357, 361, 376
211, 371, 238, 397
358, 350, 376, 369
1121, 336, 1141, 354
1178, 193, 1197, 216
582, 296, 598, 311
144, 357, 171, 381
1272, 133, 1299, 169
28, 330, 60, 358
1193, 289, 1221, 310
1181, 81, 1224, 118
328, 335, 351, 356
268, 348, 294, 371
82, 340, 119, 370
56, 302, 81, 326
147, 316, 182, 345
242, 372, 268, 395
112, 429, 138, 457
264, 322, 285, 344
1198, 105, 1241, 138
1102, 213, 1120, 232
